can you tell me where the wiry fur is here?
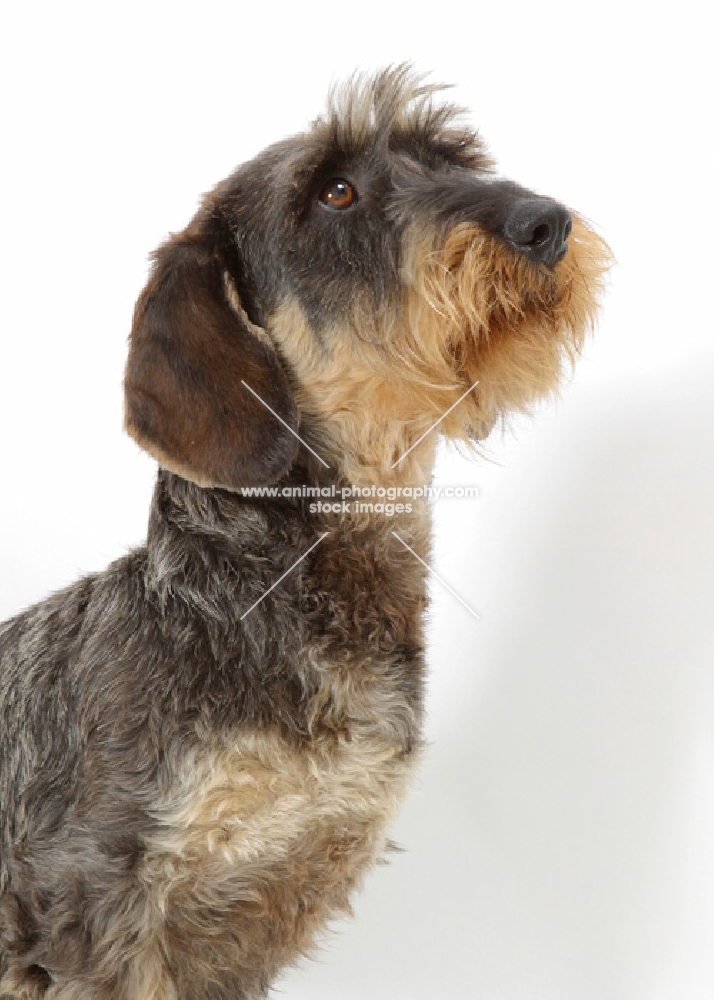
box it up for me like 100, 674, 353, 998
318, 66, 492, 170
0, 67, 610, 999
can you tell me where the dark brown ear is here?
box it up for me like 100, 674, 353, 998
123, 211, 298, 489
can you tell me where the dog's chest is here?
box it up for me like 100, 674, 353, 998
149, 727, 413, 865
140, 533, 427, 977
142, 691, 418, 928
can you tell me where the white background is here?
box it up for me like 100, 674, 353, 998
1, 3, 713, 998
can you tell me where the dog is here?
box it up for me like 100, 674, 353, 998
0, 67, 610, 999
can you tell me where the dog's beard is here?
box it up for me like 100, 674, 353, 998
268, 217, 610, 481
374, 216, 613, 442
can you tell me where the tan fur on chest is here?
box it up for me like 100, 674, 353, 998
147, 729, 414, 872
139, 714, 417, 985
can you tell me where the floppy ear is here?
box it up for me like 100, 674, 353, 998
123, 210, 298, 490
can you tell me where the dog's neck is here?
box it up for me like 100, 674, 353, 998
267, 298, 456, 490
144, 468, 430, 742
145, 461, 433, 616
147, 459, 433, 554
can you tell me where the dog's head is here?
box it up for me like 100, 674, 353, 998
124, 66, 611, 490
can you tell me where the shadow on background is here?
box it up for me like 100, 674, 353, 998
277, 356, 714, 1000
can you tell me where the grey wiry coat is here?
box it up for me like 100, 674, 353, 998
0, 68, 609, 999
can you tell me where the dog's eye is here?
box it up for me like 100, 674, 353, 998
319, 178, 357, 210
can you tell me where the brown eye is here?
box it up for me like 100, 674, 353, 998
319, 178, 357, 210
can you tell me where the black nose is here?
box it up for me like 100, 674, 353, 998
503, 199, 572, 266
